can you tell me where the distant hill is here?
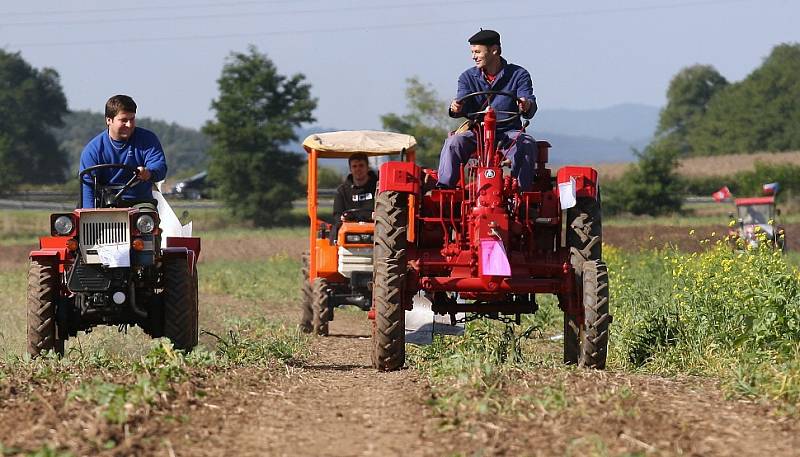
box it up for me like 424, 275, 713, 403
534, 103, 659, 144
533, 131, 647, 165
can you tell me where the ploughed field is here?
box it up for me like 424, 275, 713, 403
1, 223, 799, 456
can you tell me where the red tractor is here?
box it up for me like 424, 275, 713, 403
27, 164, 201, 357
729, 195, 786, 251
370, 91, 610, 371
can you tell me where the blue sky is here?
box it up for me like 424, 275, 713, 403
1, 0, 796, 131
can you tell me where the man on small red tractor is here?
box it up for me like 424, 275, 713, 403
79, 95, 167, 208
437, 29, 538, 190
330, 152, 378, 241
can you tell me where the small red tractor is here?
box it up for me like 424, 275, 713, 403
370, 91, 610, 371
300, 131, 417, 335
729, 196, 786, 251
27, 164, 200, 357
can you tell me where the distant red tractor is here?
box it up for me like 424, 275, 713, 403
729, 196, 786, 251
370, 91, 610, 371
27, 164, 200, 357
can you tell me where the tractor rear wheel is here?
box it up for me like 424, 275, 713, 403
372, 191, 408, 371
564, 194, 603, 366
163, 256, 198, 351
27, 258, 65, 357
312, 277, 331, 336
568, 261, 610, 368
299, 251, 313, 333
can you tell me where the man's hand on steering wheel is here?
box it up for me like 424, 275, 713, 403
137, 166, 151, 182
450, 99, 464, 115
518, 97, 532, 114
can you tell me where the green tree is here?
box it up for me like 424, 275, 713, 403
604, 142, 683, 216
381, 77, 457, 167
203, 46, 316, 226
657, 64, 728, 155
0, 50, 69, 189
689, 43, 800, 154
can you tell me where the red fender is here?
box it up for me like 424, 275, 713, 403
556, 166, 599, 199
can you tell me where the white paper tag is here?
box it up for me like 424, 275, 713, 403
558, 176, 577, 209
97, 243, 131, 268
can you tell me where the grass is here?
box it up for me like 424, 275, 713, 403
606, 239, 800, 411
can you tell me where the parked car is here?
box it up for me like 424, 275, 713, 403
171, 171, 211, 199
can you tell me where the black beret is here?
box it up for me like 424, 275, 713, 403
468, 29, 500, 46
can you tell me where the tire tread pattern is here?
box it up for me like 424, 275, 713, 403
27, 259, 63, 357
372, 191, 408, 371
163, 256, 198, 351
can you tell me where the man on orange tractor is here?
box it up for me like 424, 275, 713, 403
79, 95, 167, 208
331, 152, 379, 241
437, 29, 538, 190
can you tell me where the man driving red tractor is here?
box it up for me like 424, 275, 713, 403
437, 29, 539, 190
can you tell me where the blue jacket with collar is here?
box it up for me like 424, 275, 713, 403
79, 127, 167, 208
449, 57, 535, 132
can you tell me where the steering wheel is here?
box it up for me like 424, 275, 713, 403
79, 163, 143, 208
341, 208, 373, 223
456, 90, 524, 125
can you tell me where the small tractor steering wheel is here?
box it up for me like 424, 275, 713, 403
78, 163, 143, 208
341, 208, 373, 223
456, 90, 525, 125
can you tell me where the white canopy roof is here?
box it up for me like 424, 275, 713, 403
302, 130, 417, 158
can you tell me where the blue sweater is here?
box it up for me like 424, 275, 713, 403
450, 57, 536, 132
79, 127, 167, 208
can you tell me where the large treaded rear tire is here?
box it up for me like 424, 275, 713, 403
372, 191, 408, 371
579, 261, 610, 368
564, 195, 604, 366
163, 256, 198, 351
27, 258, 65, 357
312, 277, 330, 336
299, 251, 313, 333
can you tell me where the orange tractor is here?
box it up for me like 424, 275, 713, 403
300, 131, 417, 335
370, 91, 610, 371
27, 164, 200, 357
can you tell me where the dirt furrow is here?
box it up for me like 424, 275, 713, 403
166, 310, 448, 457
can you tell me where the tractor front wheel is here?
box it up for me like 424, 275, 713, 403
163, 256, 199, 351
27, 258, 65, 357
564, 260, 610, 368
372, 191, 408, 371
312, 277, 331, 336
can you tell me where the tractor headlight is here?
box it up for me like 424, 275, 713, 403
345, 233, 373, 244
53, 215, 74, 235
136, 215, 156, 234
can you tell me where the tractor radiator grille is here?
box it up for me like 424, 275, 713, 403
79, 211, 130, 247
81, 221, 128, 246
78, 211, 131, 264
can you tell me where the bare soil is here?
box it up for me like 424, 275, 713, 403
153, 312, 799, 457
